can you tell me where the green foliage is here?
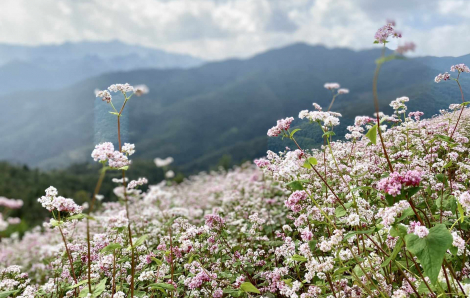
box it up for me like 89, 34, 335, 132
405, 224, 453, 285
365, 124, 377, 145
239, 282, 260, 294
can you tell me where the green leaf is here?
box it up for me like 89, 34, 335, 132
365, 124, 377, 145
151, 257, 163, 266
405, 224, 453, 285
118, 166, 129, 171
290, 128, 301, 138
405, 186, 422, 198
148, 283, 175, 290
302, 160, 312, 169
291, 254, 308, 262
50, 218, 63, 227
435, 174, 448, 187
0, 291, 19, 298
443, 161, 453, 169
109, 112, 121, 116
68, 214, 86, 220
396, 208, 415, 223
92, 278, 107, 298
462, 101, 470, 106
308, 157, 317, 165
333, 267, 351, 276
381, 239, 404, 267
67, 279, 95, 290
101, 243, 122, 254
286, 180, 304, 191
322, 131, 336, 138
240, 282, 260, 294
308, 240, 317, 252
389, 224, 408, 238
434, 134, 454, 144
133, 234, 149, 247
335, 206, 347, 218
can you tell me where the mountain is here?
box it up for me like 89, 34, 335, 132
0, 40, 204, 95
0, 43, 468, 172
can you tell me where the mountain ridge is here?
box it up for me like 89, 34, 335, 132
1, 42, 469, 173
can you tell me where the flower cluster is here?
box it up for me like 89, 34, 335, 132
91, 142, 130, 169
374, 20, 402, 43
37, 186, 82, 214
267, 117, 294, 137
0, 197, 23, 209
376, 170, 423, 197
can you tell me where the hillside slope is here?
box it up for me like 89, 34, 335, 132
1, 43, 469, 172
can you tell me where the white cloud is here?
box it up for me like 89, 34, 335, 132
0, 0, 468, 59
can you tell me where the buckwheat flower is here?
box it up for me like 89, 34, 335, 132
459, 191, 470, 211
165, 170, 175, 179
154, 157, 174, 167
0, 197, 23, 209
312, 103, 322, 111
435, 72, 451, 83
285, 190, 307, 213
300, 227, 313, 241
396, 42, 416, 55
434, 72, 450, 83
450, 64, 470, 73
95, 90, 112, 103
134, 84, 149, 96
205, 213, 225, 228
267, 117, 294, 137
347, 213, 360, 226
374, 21, 401, 44
127, 177, 148, 189
452, 232, 465, 255
7, 217, 20, 224
267, 126, 282, 137
408, 111, 424, 121
324, 83, 340, 90
107, 151, 130, 169
299, 110, 309, 119
108, 83, 134, 93
449, 104, 462, 111
114, 292, 126, 298
91, 142, 114, 162
112, 177, 128, 183
414, 226, 429, 238
95, 194, 104, 201
337, 88, 349, 94
122, 143, 135, 156
37, 186, 82, 214
0, 214, 8, 231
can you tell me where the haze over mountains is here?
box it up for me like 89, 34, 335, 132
1, 41, 469, 173
0, 40, 204, 95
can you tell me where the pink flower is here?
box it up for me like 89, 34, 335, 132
374, 21, 401, 44
285, 190, 308, 213
324, 83, 340, 90
450, 64, 470, 73
377, 170, 422, 197
396, 42, 416, 54
435, 72, 451, 83
267, 117, 294, 137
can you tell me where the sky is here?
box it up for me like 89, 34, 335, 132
1, 0, 469, 60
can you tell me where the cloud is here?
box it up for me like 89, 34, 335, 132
0, 0, 468, 59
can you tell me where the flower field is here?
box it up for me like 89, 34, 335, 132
1, 21, 470, 298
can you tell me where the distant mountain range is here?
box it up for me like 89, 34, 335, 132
1, 42, 469, 172
0, 40, 204, 95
